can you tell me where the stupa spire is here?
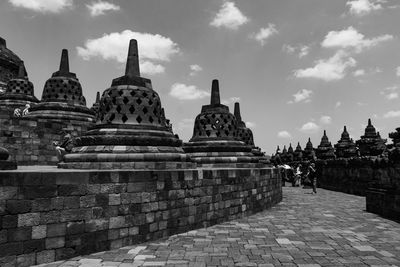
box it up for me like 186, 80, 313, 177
95, 91, 100, 103
210, 79, 220, 105
234, 102, 242, 121
59, 49, 70, 74
125, 39, 140, 77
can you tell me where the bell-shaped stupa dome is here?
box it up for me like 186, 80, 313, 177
184, 80, 259, 167
0, 62, 39, 107
59, 39, 194, 169
26, 49, 95, 122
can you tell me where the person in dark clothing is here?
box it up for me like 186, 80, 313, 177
307, 163, 317, 194
53, 131, 74, 162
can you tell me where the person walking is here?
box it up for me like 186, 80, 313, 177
308, 163, 317, 194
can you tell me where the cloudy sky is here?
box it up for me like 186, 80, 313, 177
1, 0, 399, 154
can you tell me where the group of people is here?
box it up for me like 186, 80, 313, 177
279, 162, 317, 194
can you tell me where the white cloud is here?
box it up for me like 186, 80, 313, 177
221, 97, 241, 105
8, 0, 72, 13
288, 89, 312, 104
321, 27, 393, 53
210, 2, 249, 30
294, 50, 356, 81
396, 66, 400, 77
251, 24, 278, 46
86, 1, 120, 16
300, 122, 320, 133
384, 110, 400, 118
335, 101, 342, 108
320, 115, 332, 125
283, 44, 310, 58
353, 69, 365, 76
169, 83, 210, 100
381, 86, 399, 100
246, 122, 256, 129
347, 0, 383, 16
278, 131, 292, 139
77, 30, 179, 75
189, 64, 203, 76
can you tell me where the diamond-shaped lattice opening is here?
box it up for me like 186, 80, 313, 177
149, 116, 154, 123
55, 94, 59, 98
211, 114, 216, 119
129, 105, 135, 114
105, 105, 111, 112
136, 98, 142, 105
225, 130, 230, 136
224, 119, 228, 123
123, 97, 129, 105
206, 130, 211, 137
121, 114, 128, 123
136, 116, 142, 123
112, 97, 117, 105
118, 90, 124, 96
116, 105, 122, 113
109, 113, 115, 122
148, 99, 153, 105
206, 119, 211, 124
142, 92, 148, 97
130, 91, 136, 97
142, 107, 148, 114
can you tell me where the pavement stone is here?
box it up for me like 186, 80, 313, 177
33, 186, 400, 267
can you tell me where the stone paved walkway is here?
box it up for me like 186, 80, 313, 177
35, 186, 400, 267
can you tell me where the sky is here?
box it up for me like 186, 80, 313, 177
1, 0, 399, 154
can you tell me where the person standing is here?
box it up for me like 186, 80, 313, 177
308, 163, 317, 194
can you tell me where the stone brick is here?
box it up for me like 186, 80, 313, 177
23, 186, 57, 199
146, 212, 155, 223
63, 196, 80, 209
32, 225, 47, 239
60, 209, 91, 222
129, 227, 139, 235
32, 198, 51, 212
80, 195, 96, 208
36, 250, 55, 264
66, 221, 85, 235
40, 211, 60, 224
0, 242, 23, 257
8, 227, 31, 242
85, 219, 109, 232
23, 239, 45, 253
149, 222, 158, 232
0, 187, 18, 200
2, 215, 17, 228
50, 197, 64, 210
109, 216, 125, 229
55, 247, 76, 261
6, 200, 31, 214
0, 229, 7, 244
47, 223, 66, 237
45, 236, 65, 249
18, 213, 40, 227
109, 194, 121, 205
16, 253, 35, 267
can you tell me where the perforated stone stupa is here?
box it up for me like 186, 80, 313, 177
0, 63, 39, 108
26, 49, 95, 122
316, 130, 336, 160
0, 37, 23, 92
356, 119, 387, 156
184, 81, 259, 166
303, 138, 316, 161
59, 39, 194, 169
334, 126, 357, 158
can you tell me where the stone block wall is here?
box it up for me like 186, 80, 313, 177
0, 110, 93, 165
0, 167, 282, 266
316, 158, 389, 196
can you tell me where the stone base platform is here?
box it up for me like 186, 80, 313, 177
0, 160, 17, 170
0, 166, 282, 265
